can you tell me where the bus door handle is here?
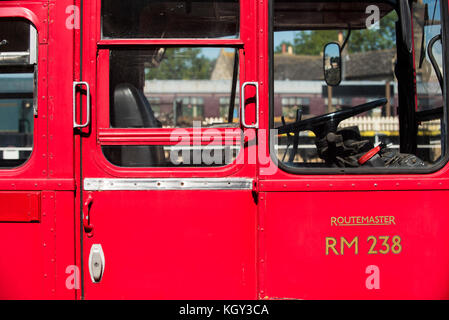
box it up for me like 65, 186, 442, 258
73, 81, 91, 129
241, 81, 259, 129
83, 193, 94, 237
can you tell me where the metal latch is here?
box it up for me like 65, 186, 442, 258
89, 244, 105, 283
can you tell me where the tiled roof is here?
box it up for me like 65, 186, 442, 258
211, 48, 397, 81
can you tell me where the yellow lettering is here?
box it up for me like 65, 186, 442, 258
341, 236, 359, 255
325, 237, 339, 255
331, 217, 337, 226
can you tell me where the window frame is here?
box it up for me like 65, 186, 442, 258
0, 11, 46, 178
268, 0, 449, 175
92, 0, 255, 176
100, 0, 241, 40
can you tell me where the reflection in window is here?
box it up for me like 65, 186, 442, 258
281, 97, 310, 120
220, 97, 239, 121
0, 19, 37, 168
102, 144, 240, 168
109, 48, 240, 129
101, 0, 240, 39
272, 0, 446, 171
176, 97, 205, 126
413, 0, 445, 163
105, 47, 241, 167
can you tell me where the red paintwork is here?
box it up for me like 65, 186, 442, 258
98, 128, 242, 146
260, 191, 449, 299
0, 0, 76, 300
0, 192, 41, 222
0, 0, 448, 300
83, 190, 257, 299
97, 39, 245, 47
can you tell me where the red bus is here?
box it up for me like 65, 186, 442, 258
0, 0, 448, 300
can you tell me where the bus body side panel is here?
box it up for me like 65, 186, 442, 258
82, 190, 257, 300
260, 189, 449, 299
0, 0, 77, 299
0, 191, 75, 299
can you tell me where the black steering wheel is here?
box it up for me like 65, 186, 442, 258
277, 98, 387, 139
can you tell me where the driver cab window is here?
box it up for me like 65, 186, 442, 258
272, 0, 447, 171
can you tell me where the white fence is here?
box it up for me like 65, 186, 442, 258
339, 116, 441, 132
203, 116, 442, 132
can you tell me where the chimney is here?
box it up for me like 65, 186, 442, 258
282, 43, 287, 54
338, 31, 344, 45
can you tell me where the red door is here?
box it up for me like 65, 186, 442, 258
258, 0, 449, 299
0, 0, 76, 299
77, 0, 259, 299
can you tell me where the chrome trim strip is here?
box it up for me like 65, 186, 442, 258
84, 178, 253, 191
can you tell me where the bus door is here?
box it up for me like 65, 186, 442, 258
258, 0, 449, 299
0, 1, 76, 299
76, 0, 258, 299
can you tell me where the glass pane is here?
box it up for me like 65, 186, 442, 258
102, 144, 240, 167
0, 19, 36, 168
101, 0, 240, 39
413, 0, 444, 163
272, 0, 446, 170
109, 47, 240, 128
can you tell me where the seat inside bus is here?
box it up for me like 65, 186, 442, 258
106, 83, 165, 167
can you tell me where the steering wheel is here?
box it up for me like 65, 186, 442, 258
277, 98, 387, 139
277, 98, 387, 165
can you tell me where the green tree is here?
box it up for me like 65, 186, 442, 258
146, 48, 214, 80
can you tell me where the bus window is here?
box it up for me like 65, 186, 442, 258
103, 47, 241, 167
109, 47, 240, 129
272, 0, 447, 172
0, 19, 37, 168
101, 0, 240, 39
